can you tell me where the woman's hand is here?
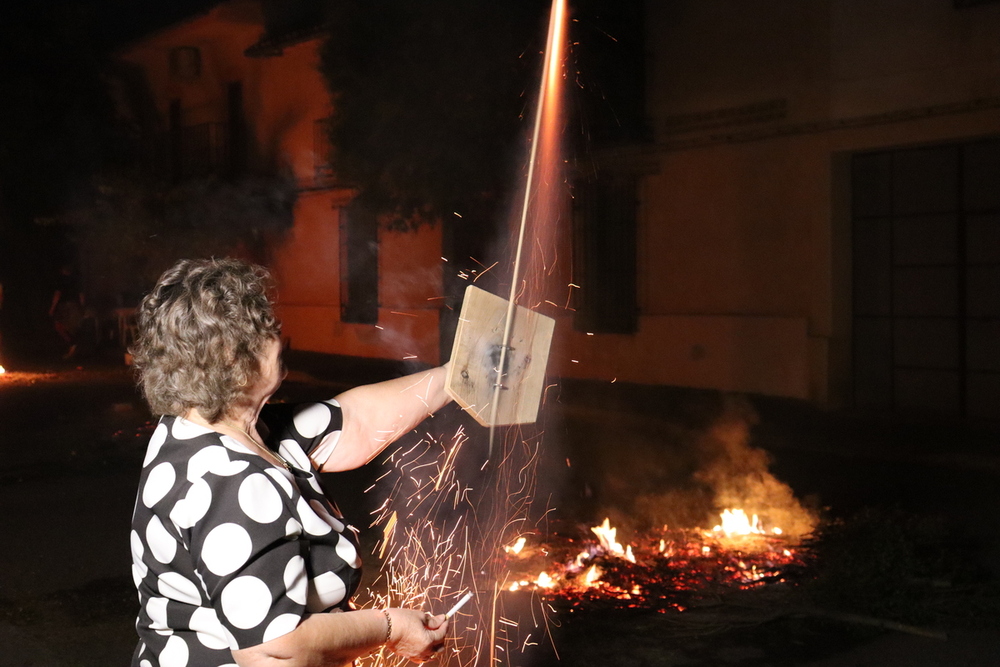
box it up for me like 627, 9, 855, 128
386, 608, 449, 663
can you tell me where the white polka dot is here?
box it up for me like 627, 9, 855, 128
146, 515, 177, 564
201, 523, 252, 576
297, 497, 331, 536
221, 576, 272, 629
219, 435, 252, 455
308, 431, 341, 470
139, 661, 152, 667
143, 462, 176, 508
293, 403, 332, 438
144, 423, 168, 467
263, 613, 300, 643
132, 563, 147, 589
335, 534, 361, 569
169, 478, 212, 529
187, 445, 229, 479
226, 461, 250, 476
146, 596, 171, 635
239, 474, 283, 524
285, 518, 302, 539
158, 572, 202, 605
307, 570, 346, 611
309, 499, 345, 532
307, 474, 325, 495
189, 607, 230, 650
130, 530, 145, 561
188, 445, 248, 480
222, 626, 238, 650
278, 439, 311, 471
283, 556, 307, 605
324, 398, 341, 408
265, 467, 294, 497
172, 418, 212, 440
159, 634, 189, 667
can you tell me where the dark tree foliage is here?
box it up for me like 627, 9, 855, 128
318, 0, 647, 357
318, 0, 647, 231
0, 3, 123, 224
319, 0, 551, 229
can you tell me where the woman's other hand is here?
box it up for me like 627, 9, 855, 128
386, 608, 449, 663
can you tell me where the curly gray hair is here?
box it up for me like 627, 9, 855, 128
131, 258, 281, 422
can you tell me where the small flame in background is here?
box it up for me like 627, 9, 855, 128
716, 509, 778, 537
504, 513, 809, 613
356, 413, 814, 666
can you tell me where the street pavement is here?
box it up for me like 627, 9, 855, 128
2, 361, 1000, 666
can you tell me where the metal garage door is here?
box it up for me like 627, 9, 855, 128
852, 138, 1000, 419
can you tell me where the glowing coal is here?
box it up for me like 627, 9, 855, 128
505, 513, 811, 613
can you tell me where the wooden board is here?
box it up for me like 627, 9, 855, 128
445, 285, 555, 426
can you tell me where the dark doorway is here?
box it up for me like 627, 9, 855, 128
852, 138, 1000, 419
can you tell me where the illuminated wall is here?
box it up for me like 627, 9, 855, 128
118, 1, 444, 366
119, 0, 1000, 403
548, 0, 1000, 405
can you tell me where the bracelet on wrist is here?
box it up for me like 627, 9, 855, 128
381, 608, 393, 645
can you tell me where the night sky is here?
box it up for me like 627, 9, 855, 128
0, 0, 222, 354
0, 0, 219, 51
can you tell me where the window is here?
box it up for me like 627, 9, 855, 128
572, 174, 639, 334
169, 47, 201, 81
313, 118, 334, 185
340, 200, 379, 324
227, 82, 247, 177
174, 122, 229, 180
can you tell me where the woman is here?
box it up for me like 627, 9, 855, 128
130, 258, 452, 666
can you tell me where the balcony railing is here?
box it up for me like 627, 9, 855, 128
175, 122, 228, 180
146, 122, 248, 182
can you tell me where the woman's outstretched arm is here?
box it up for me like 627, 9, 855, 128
319, 364, 452, 472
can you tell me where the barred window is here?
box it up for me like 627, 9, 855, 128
572, 174, 638, 334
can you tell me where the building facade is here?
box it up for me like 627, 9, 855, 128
117, 0, 444, 367
120, 0, 1000, 419
546, 0, 1000, 420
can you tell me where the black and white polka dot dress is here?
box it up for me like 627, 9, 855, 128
130, 402, 362, 667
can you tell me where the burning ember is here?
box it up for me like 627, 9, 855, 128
0, 369, 62, 386
714, 509, 782, 537
505, 513, 810, 613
